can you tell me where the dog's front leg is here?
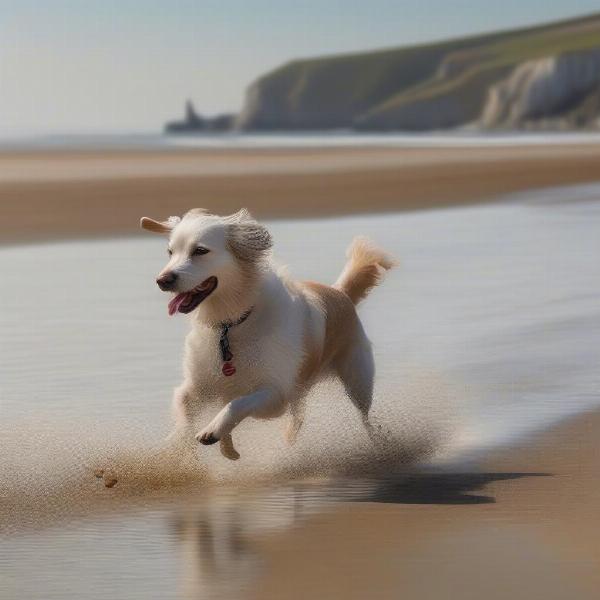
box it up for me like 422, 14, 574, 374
195, 388, 285, 451
219, 433, 240, 461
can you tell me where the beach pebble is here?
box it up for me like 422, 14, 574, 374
103, 476, 118, 488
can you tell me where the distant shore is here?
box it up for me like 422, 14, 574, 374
2, 143, 600, 244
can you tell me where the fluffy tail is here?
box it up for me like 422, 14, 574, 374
334, 236, 397, 305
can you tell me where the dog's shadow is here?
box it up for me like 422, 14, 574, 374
348, 471, 551, 505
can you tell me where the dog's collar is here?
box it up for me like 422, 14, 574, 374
217, 308, 253, 376
217, 307, 253, 333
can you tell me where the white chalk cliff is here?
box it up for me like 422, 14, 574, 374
481, 49, 600, 128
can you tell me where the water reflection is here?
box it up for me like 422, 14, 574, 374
166, 471, 548, 599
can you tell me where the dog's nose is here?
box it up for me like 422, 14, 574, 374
156, 272, 178, 291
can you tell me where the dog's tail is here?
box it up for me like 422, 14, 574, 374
334, 236, 397, 305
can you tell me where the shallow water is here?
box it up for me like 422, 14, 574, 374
1, 185, 600, 598
5, 130, 600, 151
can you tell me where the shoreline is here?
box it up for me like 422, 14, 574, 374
253, 408, 600, 599
1, 143, 600, 244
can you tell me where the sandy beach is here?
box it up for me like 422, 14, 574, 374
2, 143, 600, 243
2, 141, 599, 599
5, 406, 598, 599
253, 410, 600, 600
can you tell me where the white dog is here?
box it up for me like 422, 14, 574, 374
141, 209, 395, 460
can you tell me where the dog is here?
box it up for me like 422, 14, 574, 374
141, 208, 395, 460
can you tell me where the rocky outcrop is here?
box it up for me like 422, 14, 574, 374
165, 101, 234, 134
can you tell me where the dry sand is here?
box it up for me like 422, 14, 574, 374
2, 143, 600, 243
252, 410, 600, 600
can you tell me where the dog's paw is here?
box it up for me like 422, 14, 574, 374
196, 430, 219, 445
220, 444, 240, 461
220, 435, 240, 460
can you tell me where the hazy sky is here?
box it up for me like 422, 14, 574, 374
1, 0, 599, 135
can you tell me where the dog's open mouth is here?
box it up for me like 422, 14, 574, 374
168, 276, 218, 315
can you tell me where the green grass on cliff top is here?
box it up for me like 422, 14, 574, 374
254, 12, 600, 120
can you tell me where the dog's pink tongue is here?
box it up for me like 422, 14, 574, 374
168, 293, 190, 316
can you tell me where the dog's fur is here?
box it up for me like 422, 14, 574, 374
141, 209, 395, 460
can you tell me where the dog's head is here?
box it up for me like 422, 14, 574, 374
141, 209, 272, 317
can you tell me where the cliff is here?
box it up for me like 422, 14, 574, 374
164, 13, 600, 134
234, 12, 600, 132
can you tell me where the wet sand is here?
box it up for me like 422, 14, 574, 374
3, 409, 599, 599
252, 410, 600, 600
2, 143, 600, 243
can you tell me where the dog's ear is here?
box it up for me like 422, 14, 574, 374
226, 215, 272, 263
140, 216, 181, 234
184, 208, 209, 218
229, 208, 253, 223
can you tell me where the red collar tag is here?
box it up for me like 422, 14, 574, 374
222, 361, 236, 376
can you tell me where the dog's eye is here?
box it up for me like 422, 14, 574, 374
192, 246, 209, 256
167, 248, 173, 256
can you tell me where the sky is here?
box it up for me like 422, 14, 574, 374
1, 0, 599, 136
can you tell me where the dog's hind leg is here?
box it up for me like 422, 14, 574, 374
335, 329, 377, 439
285, 397, 306, 445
